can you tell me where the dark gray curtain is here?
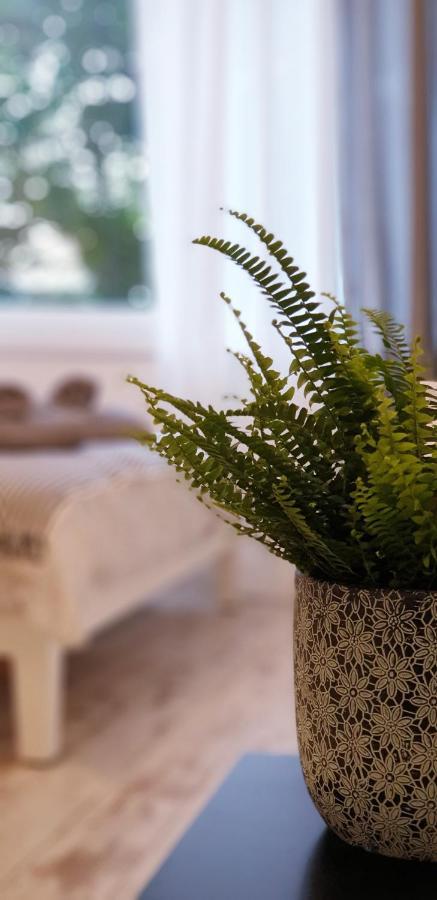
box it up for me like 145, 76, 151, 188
337, 0, 436, 374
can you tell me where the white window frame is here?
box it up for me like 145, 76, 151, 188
0, 306, 157, 361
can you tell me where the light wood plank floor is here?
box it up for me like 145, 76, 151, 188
0, 589, 296, 900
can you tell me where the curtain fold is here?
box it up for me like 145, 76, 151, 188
426, 0, 437, 370
336, 0, 436, 374
134, 0, 336, 399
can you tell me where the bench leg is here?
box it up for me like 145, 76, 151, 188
8, 624, 64, 764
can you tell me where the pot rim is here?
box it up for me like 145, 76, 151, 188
295, 569, 437, 606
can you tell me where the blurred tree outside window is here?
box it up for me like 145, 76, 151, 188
0, 0, 152, 308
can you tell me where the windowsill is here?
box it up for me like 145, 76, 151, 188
0, 306, 157, 360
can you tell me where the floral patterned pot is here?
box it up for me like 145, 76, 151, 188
294, 572, 437, 861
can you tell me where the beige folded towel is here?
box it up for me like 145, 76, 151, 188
0, 408, 145, 451
51, 377, 97, 409
0, 385, 31, 420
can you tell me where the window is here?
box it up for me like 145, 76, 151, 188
0, 0, 152, 308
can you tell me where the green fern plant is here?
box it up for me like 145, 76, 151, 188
129, 210, 437, 590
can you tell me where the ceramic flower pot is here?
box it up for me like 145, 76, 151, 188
294, 572, 437, 861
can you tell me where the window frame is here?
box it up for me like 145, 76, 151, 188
0, 305, 157, 359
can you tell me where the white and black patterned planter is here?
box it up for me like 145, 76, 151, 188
294, 572, 437, 861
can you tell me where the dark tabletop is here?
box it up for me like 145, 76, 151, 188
138, 753, 437, 900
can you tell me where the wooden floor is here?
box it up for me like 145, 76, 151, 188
0, 581, 296, 900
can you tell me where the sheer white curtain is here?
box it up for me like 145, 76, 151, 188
135, 0, 337, 399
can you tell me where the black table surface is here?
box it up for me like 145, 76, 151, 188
138, 754, 436, 900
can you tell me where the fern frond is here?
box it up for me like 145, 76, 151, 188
363, 308, 412, 364
129, 211, 437, 591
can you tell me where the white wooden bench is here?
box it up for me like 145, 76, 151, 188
0, 442, 230, 763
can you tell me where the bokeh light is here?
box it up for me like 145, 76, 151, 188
0, 0, 153, 305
